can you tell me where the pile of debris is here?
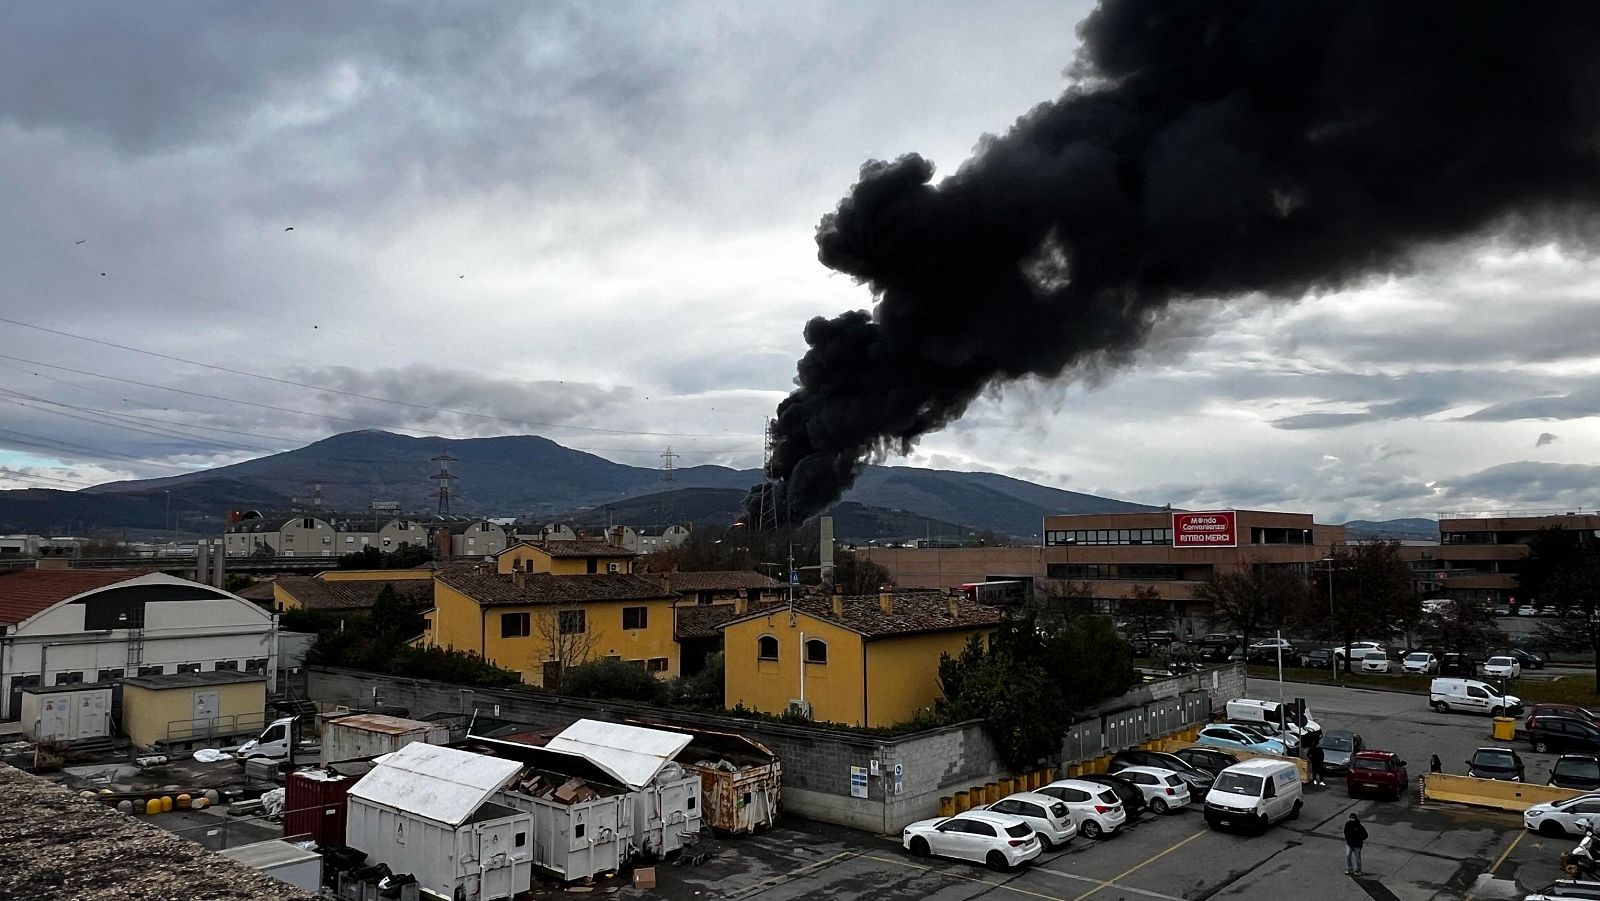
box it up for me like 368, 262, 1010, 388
512, 772, 600, 805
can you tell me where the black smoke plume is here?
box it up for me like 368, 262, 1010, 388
749, 0, 1600, 526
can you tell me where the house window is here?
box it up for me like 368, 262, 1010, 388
214, 660, 239, 671
346, 536, 355, 544
622, 607, 648, 630
138, 665, 164, 676
502, 612, 531, 638
805, 639, 828, 664
245, 658, 268, 674
758, 636, 779, 660
321, 536, 331, 544
646, 657, 669, 673
467, 536, 476, 546
96, 668, 124, 682
54, 671, 84, 686
176, 663, 202, 674
559, 610, 587, 635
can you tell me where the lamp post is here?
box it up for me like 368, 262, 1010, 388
1320, 555, 1339, 682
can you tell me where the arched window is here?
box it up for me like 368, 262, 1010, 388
757, 635, 779, 661
804, 639, 828, 664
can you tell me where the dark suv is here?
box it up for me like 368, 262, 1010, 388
1529, 716, 1600, 755
1492, 648, 1546, 670
1301, 648, 1335, 669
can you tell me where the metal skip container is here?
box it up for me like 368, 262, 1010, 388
545, 720, 703, 860
657, 724, 781, 835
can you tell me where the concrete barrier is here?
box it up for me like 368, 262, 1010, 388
1158, 740, 1310, 782
1421, 773, 1587, 812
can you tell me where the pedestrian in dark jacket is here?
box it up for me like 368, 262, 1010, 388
1345, 813, 1368, 875
1430, 754, 1442, 773
1308, 743, 1326, 786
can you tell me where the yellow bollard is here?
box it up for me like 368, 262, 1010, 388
939, 796, 955, 817
160, 796, 173, 813
1067, 763, 1082, 778
176, 793, 192, 810
1044, 766, 1056, 783
1002, 777, 1017, 796
984, 782, 1000, 804
144, 798, 161, 815
953, 790, 970, 812
1030, 770, 1043, 789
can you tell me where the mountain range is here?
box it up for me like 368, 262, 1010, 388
0, 429, 1445, 543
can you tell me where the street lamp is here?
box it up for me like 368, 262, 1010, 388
1319, 555, 1340, 681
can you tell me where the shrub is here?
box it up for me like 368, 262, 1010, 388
560, 658, 667, 703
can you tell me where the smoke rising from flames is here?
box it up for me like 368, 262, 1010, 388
749, 0, 1600, 527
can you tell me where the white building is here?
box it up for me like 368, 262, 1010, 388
0, 568, 277, 721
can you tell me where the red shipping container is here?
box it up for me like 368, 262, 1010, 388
283, 770, 355, 847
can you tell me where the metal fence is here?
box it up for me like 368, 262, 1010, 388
164, 712, 266, 743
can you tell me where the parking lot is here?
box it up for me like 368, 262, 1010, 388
614, 681, 1577, 901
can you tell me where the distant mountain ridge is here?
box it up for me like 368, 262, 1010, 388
0, 430, 1154, 539
1341, 517, 1439, 541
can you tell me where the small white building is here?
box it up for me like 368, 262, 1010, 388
0, 568, 277, 721
347, 743, 534, 901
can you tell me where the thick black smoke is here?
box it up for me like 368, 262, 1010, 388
750, 0, 1600, 525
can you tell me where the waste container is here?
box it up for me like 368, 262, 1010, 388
1492, 717, 1516, 741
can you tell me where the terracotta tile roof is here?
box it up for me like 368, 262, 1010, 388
674, 604, 748, 640
0, 569, 153, 625
505, 539, 639, 559
274, 576, 433, 611
654, 571, 781, 593
234, 579, 278, 601
438, 569, 674, 607
719, 592, 1004, 639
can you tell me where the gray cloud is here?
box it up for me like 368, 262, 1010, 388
1537, 432, 1559, 447
1272, 397, 1453, 431
1460, 383, 1600, 422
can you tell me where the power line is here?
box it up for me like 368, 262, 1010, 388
0, 424, 200, 472
0, 313, 742, 438
0, 390, 280, 456
0, 467, 100, 489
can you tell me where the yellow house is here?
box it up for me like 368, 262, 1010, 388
495, 540, 639, 576
428, 567, 680, 688
721, 592, 1003, 728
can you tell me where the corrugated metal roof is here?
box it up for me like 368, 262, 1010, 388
348, 743, 521, 827
545, 720, 692, 790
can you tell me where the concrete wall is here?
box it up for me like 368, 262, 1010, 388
307, 662, 1244, 833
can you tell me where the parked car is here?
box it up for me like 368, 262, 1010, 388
1438, 653, 1475, 677
1484, 656, 1523, 679
1076, 773, 1148, 820
1196, 724, 1288, 756
1520, 604, 1538, 616
1203, 759, 1303, 832
1468, 747, 1527, 782
1128, 630, 1180, 656
1318, 730, 1365, 774
1346, 750, 1408, 800
1194, 634, 1239, 659
1301, 648, 1335, 669
1111, 765, 1193, 814
1173, 746, 1241, 778
1035, 779, 1129, 839
1403, 652, 1439, 674
1524, 880, 1600, 901
1525, 792, 1600, 837
1225, 721, 1301, 755
1530, 705, 1600, 733
1530, 716, 1600, 755
1333, 641, 1385, 663
901, 809, 1042, 871
1550, 757, 1600, 792
982, 792, 1078, 850
1431, 677, 1523, 716
1360, 649, 1393, 673
1110, 749, 1215, 798
1543, 605, 1560, 617
1493, 604, 1512, 617
1251, 638, 1297, 655
1494, 648, 1547, 670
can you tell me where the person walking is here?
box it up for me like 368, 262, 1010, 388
1309, 741, 1326, 787
1430, 754, 1442, 773
1345, 813, 1368, 876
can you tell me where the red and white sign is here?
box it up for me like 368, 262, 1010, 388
1173, 511, 1237, 547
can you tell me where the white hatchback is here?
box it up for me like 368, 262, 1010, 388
902, 809, 1042, 871
1525, 793, 1600, 837
1360, 649, 1392, 673
1484, 656, 1522, 679
983, 792, 1078, 850
1403, 652, 1438, 674
1109, 765, 1193, 814
1036, 778, 1129, 839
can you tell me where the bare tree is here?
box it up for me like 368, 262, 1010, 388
530, 605, 601, 690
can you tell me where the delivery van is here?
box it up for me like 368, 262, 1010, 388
1203, 758, 1302, 833
1225, 698, 1322, 745
1429, 678, 1522, 716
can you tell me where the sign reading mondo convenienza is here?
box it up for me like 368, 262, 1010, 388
1172, 511, 1237, 547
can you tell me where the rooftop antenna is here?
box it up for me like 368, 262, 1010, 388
661, 445, 679, 482
430, 452, 459, 515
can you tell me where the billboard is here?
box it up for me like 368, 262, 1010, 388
1172, 510, 1237, 547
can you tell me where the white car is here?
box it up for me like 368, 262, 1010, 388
1484, 656, 1522, 679
1519, 605, 1538, 616
1334, 641, 1385, 663
1525, 793, 1600, 837
1402, 652, 1439, 674
1110, 765, 1193, 814
1360, 649, 1392, 673
982, 792, 1078, 850
1035, 778, 1129, 839
902, 809, 1042, 871
1251, 638, 1295, 653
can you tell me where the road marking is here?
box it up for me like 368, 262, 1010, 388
1031, 865, 1188, 901
1462, 829, 1527, 901
1071, 830, 1207, 901
863, 853, 1072, 901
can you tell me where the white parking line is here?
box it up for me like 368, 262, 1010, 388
1030, 865, 1190, 901
862, 854, 1074, 901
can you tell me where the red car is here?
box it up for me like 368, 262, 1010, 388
1346, 750, 1409, 800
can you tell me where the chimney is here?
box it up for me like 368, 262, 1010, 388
212, 542, 226, 589
878, 590, 893, 615
609, 526, 623, 548
36, 556, 68, 570
947, 595, 960, 620
819, 515, 835, 586
735, 594, 748, 615
513, 569, 526, 589
832, 592, 844, 618
661, 572, 672, 593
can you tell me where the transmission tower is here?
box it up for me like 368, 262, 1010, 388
660, 445, 679, 482
756, 418, 781, 531
430, 452, 459, 515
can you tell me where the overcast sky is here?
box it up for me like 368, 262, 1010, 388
1, 1, 1597, 524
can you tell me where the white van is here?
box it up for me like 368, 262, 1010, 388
1429, 677, 1523, 716
1225, 698, 1322, 744
1203, 759, 1303, 832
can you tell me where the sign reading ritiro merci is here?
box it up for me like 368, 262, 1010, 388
1172, 511, 1238, 548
